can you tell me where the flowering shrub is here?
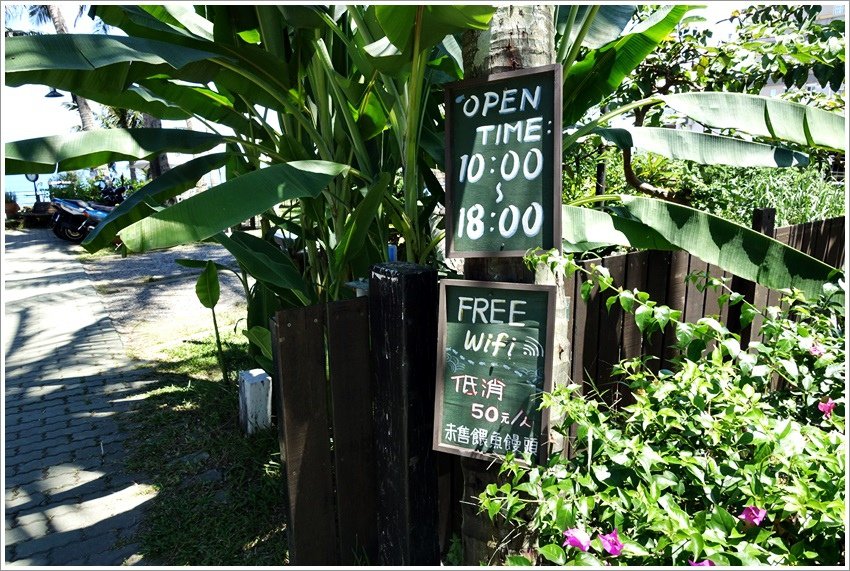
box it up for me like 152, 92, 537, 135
479, 254, 845, 566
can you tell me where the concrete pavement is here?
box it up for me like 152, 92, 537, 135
3, 228, 156, 566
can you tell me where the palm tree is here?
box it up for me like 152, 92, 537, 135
7, 4, 99, 132
98, 106, 145, 181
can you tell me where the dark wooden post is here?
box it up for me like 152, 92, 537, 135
369, 262, 441, 566
727, 207, 776, 346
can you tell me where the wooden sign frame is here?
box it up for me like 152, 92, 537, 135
432, 279, 556, 464
444, 64, 563, 258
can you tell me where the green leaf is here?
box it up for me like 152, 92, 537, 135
709, 506, 736, 534
83, 153, 230, 252
213, 232, 310, 303
486, 499, 502, 520
118, 160, 348, 252
596, 127, 808, 168
363, 36, 410, 75
580, 280, 594, 302
562, 204, 677, 253
505, 555, 533, 566
243, 326, 273, 360
740, 303, 757, 328
5, 128, 224, 175
560, 5, 636, 50
376, 5, 494, 54
539, 544, 566, 565
619, 289, 635, 312
635, 304, 654, 333
195, 260, 220, 309
332, 174, 390, 275
569, 551, 605, 566
661, 92, 846, 152
563, 5, 694, 125
4, 33, 223, 93
619, 195, 835, 299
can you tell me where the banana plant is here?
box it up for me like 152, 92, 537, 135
548, 5, 845, 294
3, 5, 495, 311
5, 4, 845, 316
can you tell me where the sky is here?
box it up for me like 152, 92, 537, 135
2, 2, 750, 207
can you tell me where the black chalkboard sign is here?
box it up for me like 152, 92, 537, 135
444, 64, 562, 258
433, 279, 556, 464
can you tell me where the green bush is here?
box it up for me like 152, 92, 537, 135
479, 256, 845, 566
563, 142, 845, 227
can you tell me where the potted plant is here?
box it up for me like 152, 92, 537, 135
5, 191, 20, 217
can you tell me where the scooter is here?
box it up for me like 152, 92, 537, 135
51, 198, 112, 243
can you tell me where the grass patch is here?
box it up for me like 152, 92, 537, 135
77, 248, 121, 263
122, 334, 287, 565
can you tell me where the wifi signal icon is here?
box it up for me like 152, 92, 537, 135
522, 336, 544, 357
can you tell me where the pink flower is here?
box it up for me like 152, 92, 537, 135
809, 343, 826, 357
562, 528, 591, 552
738, 506, 767, 526
689, 560, 716, 566
599, 528, 624, 556
818, 398, 836, 418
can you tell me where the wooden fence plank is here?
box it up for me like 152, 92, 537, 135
562, 270, 583, 457
567, 270, 587, 390
809, 219, 828, 262
597, 255, 627, 407
327, 297, 378, 565
822, 217, 845, 268
663, 251, 690, 368
643, 250, 671, 373
274, 305, 340, 566
704, 264, 725, 318
578, 258, 603, 394
684, 256, 709, 325
622, 251, 648, 361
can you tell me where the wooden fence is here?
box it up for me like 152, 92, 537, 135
563, 214, 845, 406
271, 297, 378, 566
270, 214, 844, 563
271, 263, 441, 566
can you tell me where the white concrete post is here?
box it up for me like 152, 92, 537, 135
238, 369, 272, 435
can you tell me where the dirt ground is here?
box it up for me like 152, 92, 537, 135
77, 239, 247, 362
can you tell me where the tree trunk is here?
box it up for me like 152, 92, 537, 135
46, 5, 97, 133
458, 6, 570, 566
143, 113, 171, 179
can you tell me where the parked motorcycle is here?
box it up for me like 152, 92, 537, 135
51, 179, 127, 243
51, 198, 112, 243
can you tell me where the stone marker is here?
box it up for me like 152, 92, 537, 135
238, 369, 272, 435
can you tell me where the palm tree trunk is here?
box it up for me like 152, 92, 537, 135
143, 113, 170, 178
46, 4, 97, 132
458, 7, 560, 566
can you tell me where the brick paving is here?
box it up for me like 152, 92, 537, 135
3, 229, 157, 566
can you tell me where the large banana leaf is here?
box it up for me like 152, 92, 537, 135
118, 160, 349, 252
562, 196, 837, 299
330, 174, 390, 277
558, 5, 636, 50
661, 93, 847, 152
562, 204, 676, 252
135, 79, 264, 135
376, 5, 495, 54
83, 152, 230, 252
4, 33, 223, 93
596, 127, 809, 167
213, 231, 311, 304
563, 5, 694, 125
4, 129, 224, 175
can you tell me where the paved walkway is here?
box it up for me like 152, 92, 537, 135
3, 228, 156, 566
